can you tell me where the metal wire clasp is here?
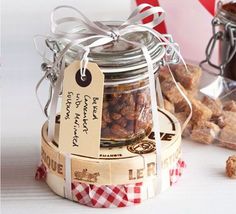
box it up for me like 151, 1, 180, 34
41, 39, 61, 117
200, 17, 236, 76
163, 34, 180, 65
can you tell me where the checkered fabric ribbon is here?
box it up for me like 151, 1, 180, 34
35, 159, 186, 208
169, 159, 186, 186
71, 182, 142, 208
35, 163, 47, 180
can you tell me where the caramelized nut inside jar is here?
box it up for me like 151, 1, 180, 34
101, 78, 152, 146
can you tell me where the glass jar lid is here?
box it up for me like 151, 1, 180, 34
62, 22, 165, 83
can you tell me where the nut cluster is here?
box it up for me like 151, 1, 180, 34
101, 79, 152, 145
226, 155, 236, 179
160, 64, 236, 148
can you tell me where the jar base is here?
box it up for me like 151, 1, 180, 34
100, 126, 152, 147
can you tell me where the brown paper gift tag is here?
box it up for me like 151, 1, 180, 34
59, 60, 104, 158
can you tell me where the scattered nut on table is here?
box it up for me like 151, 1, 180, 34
226, 155, 236, 179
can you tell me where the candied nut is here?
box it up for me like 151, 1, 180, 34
191, 129, 214, 144
109, 94, 121, 105
116, 83, 134, 92
101, 121, 107, 129
177, 82, 189, 96
135, 120, 148, 130
223, 100, 236, 112
111, 124, 129, 138
187, 87, 198, 98
226, 155, 236, 179
211, 111, 236, 130
112, 93, 122, 98
161, 80, 185, 104
175, 100, 190, 113
191, 121, 220, 144
116, 117, 127, 128
111, 113, 122, 120
120, 106, 135, 116
137, 92, 147, 105
123, 93, 135, 106
222, 111, 236, 127
113, 102, 126, 112
198, 121, 220, 135
164, 99, 175, 113
102, 110, 112, 123
158, 66, 172, 82
173, 64, 202, 90
202, 96, 222, 117
219, 126, 236, 150
125, 112, 139, 121
211, 115, 226, 129
191, 98, 212, 123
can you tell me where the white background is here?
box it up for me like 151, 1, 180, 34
1, 0, 235, 214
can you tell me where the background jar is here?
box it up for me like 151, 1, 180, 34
63, 28, 166, 147
217, 1, 236, 80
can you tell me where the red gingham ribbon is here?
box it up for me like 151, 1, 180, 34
35, 159, 186, 208
72, 182, 142, 208
169, 159, 186, 186
35, 163, 47, 180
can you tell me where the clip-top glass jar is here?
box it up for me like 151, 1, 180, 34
218, 1, 236, 80
48, 24, 167, 147
201, 1, 236, 80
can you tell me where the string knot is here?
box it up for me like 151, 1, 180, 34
110, 29, 120, 42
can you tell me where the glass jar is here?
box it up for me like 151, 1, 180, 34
218, 1, 236, 80
201, 1, 236, 80
50, 25, 166, 147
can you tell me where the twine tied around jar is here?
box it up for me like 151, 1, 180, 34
34, 3, 192, 195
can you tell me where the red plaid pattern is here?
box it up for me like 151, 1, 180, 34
35, 163, 47, 180
169, 159, 186, 186
36, 159, 186, 208
72, 182, 142, 208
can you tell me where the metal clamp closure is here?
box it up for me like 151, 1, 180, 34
200, 17, 236, 76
